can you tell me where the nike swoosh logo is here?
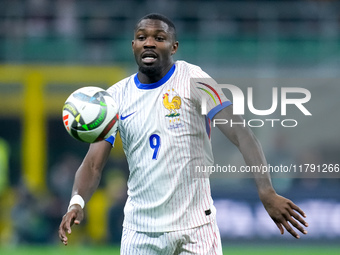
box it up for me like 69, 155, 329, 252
120, 112, 136, 120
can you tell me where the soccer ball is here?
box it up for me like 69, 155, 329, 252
62, 86, 119, 143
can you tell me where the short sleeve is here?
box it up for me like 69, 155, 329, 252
189, 66, 232, 120
104, 78, 127, 147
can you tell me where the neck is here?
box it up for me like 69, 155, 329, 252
137, 62, 174, 84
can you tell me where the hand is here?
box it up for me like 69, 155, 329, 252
58, 204, 84, 245
260, 192, 308, 239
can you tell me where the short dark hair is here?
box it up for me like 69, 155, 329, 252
135, 13, 177, 40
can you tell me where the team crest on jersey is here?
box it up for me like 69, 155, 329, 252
162, 89, 184, 129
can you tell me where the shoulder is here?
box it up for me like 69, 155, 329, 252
107, 74, 135, 95
175, 60, 210, 78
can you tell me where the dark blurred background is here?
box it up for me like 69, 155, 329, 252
0, 0, 339, 247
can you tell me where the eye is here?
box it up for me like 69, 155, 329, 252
137, 35, 146, 41
155, 36, 165, 42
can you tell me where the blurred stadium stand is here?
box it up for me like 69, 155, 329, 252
0, 0, 339, 246
1, 0, 339, 66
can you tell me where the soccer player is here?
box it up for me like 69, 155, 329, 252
58, 13, 308, 254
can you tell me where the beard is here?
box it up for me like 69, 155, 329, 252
138, 65, 161, 77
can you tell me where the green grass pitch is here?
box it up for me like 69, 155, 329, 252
0, 244, 339, 255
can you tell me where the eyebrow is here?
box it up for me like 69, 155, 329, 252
136, 28, 168, 34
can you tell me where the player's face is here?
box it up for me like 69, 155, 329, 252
132, 19, 178, 77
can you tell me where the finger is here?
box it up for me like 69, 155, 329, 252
275, 222, 284, 235
287, 216, 308, 235
62, 214, 75, 235
281, 211, 302, 238
289, 202, 307, 218
281, 220, 300, 239
62, 237, 68, 245
289, 209, 309, 228
74, 213, 83, 225
68, 212, 79, 233
59, 231, 67, 243
66, 219, 73, 234
58, 225, 69, 245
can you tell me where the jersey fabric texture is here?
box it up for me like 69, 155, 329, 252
106, 60, 231, 232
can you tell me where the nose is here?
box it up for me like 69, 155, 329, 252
143, 37, 156, 48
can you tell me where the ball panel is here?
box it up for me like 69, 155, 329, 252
63, 101, 79, 117
81, 104, 108, 131
94, 113, 119, 142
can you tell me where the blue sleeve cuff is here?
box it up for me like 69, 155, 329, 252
105, 135, 115, 145
207, 101, 232, 120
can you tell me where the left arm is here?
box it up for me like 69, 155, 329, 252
213, 105, 308, 238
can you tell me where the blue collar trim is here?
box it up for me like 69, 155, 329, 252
134, 64, 176, 90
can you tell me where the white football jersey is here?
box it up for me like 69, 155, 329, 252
106, 61, 231, 232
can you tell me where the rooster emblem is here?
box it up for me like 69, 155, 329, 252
162, 93, 181, 117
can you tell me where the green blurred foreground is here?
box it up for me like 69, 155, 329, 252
0, 245, 339, 255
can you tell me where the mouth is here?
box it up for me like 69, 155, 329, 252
141, 51, 158, 64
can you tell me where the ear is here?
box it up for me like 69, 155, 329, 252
131, 40, 137, 55
171, 41, 179, 55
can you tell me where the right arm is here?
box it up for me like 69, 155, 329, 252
58, 140, 112, 245
214, 106, 307, 238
